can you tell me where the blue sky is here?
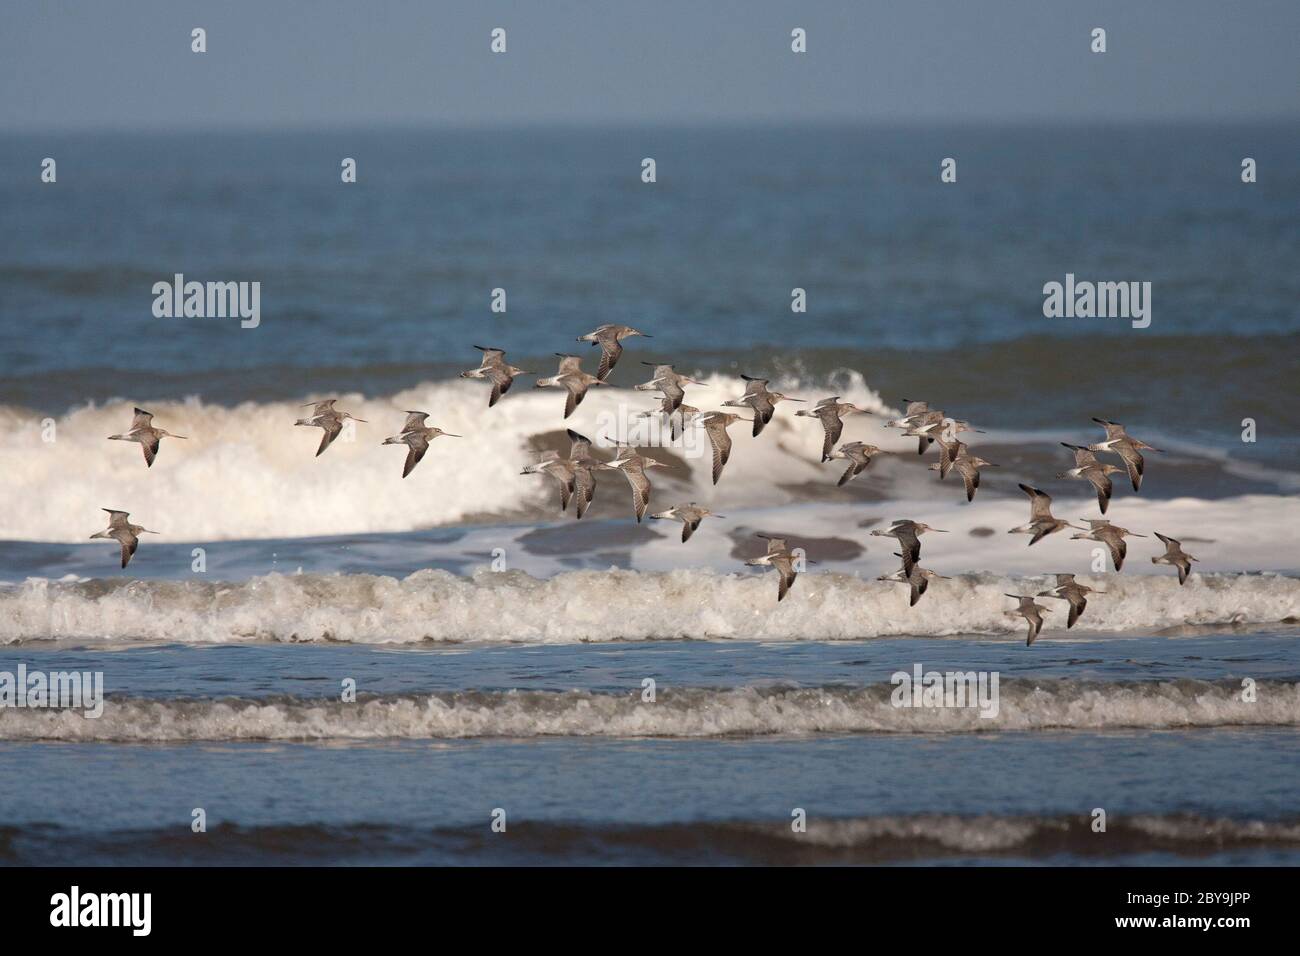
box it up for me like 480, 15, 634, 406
2, 0, 1297, 129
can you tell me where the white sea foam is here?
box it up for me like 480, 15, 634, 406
2, 679, 1295, 741
2, 568, 1296, 646
0, 372, 891, 542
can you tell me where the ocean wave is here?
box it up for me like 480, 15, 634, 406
2, 679, 1296, 741
2, 568, 1296, 646
6, 813, 1299, 865
0, 371, 893, 542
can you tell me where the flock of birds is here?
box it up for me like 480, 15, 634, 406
91, 323, 1200, 644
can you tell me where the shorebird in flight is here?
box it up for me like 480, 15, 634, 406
1152, 532, 1198, 585
607, 446, 672, 522
1071, 518, 1146, 572
295, 400, 366, 457
1005, 594, 1052, 646
522, 450, 577, 513
744, 534, 803, 602
949, 447, 997, 503
931, 435, 965, 480
697, 411, 750, 485
722, 375, 806, 437
1088, 418, 1163, 492
577, 324, 651, 381
1008, 484, 1083, 546
636, 399, 701, 442
878, 554, 947, 607
566, 429, 611, 519
535, 354, 608, 419
886, 401, 944, 455
107, 407, 187, 468
635, 363, 707, 415
795, 397, 870, 462
382, 411, 459, 478
1036, 573, 1103, 629
1058, 443, 1125, 514
649, 503, 724, 543
460, 346, 530, 408
828, 441, 882, 487
90, 509, 158, 569
870, 519, 947, 574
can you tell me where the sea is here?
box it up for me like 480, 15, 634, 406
1, 124, 1298, 865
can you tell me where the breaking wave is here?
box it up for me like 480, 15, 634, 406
2, 568, 1297, 646
0, 370, 892, 542
2, 679, 1297, 742
7, 812, 1300, 865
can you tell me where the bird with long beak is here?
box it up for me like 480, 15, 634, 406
1036, 573, 1104, 629
722, 375, 806, 437
878, 554, 948, 607
108, 407, 188, 468
1058, 443, 1125, 514
294, 399, 367, 457
606, 446, 673, 522
460, 346, 530, 408
1070, 518, 1146, 572
1007, 484, 1086, 546
634, 363, 708, 414
828, 441, 883, 487
382, 411, 459, 478
577, 324, 651, 381
1152, 532, 1199, 585
534, 354, 609, 419
649, 503, 724, 543
1005, 594, 1052, 645
870, 519, 947, 574
795, 397, 871, 462
744, 534, 806, 602
90, 509, 159, 569
1088, 418, 1164, 492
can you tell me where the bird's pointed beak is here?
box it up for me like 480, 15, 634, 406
933, 529, 950, 533
1131, 533, 1148, 537
445, 433, 462, 438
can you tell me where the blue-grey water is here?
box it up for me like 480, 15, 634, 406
1, 125, 1298, 865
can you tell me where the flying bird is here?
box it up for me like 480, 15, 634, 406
1036, 573, 1104, 629
649, 503, 724, 543
1007, 484, 1083, 546
460, 346, 530, 408
382, 411, 459, 478
795, 397, 870, 461
90, 509, 158, 569
1006, 594, 1052, 646
607, 447, 671, 522
107, 407, 187, 468
1088, 418, 1163, 492
576, 324, 651, 380
634, 364, 707, 414
878, 553, 947, 607
949, 449, 997, 503
1058, 443, 1125, 514
870, 519, 947, 574
744, 534, 803, 602
534, 354, 608, 419
1152, 532, 1198, 585
722, 375, 806, 437
828, 442, 883, 487
1071, 518, 1146, 572
697, 411, 750, 485
294, 399, 366, 457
